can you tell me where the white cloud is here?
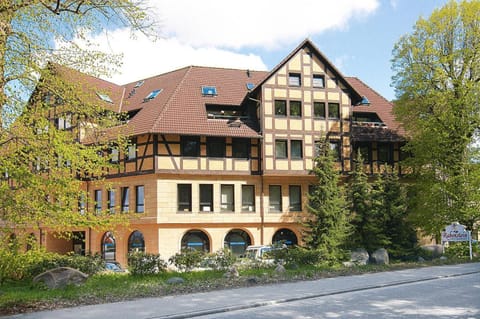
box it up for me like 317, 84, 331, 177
69, 0, 380, 84
81, 29, 267, 84
152, 0, 379, 49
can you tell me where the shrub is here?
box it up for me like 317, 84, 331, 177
168, 249, 205, 272
128, 252, 167, 275
202, 249, 236, 270
267, 246, 322, 266
444, 242, 473, 260
27, 252, 105, 277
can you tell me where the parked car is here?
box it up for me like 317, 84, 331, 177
105, 261, 128, 273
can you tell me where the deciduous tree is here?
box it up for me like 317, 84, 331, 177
0, 1, 155, 243
392, 0, 480, 234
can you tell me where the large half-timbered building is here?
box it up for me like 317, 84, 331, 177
36, 39, 406, 266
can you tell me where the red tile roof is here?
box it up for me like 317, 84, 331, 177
346, 77, 405, 140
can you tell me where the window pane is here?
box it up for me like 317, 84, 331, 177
221, 184, 234, 212
275, 140, 287, 158
275, 100, 286, 116
291, 140, 303, 159
200, 184, 213, 212
178, 184, 192, 211
108, 190, 115, 214
241, 185, 255, 212
207, 137, 225, 157
288, 73, 301, 86
328, 103, 340, 119
121, 187, 129, 212
95, 190, 102, 212
313, 74, 325, 88
232, 138, 250, 158
289, 101, 302, 117
314, 102, 325, 118
110, 148, 119, 163
329, 141, 341, 161
355, 144, 370, 163
127, 142, 136, 160
269, 185, 282, 212
289, 185, 301, 211
378, 144, 391, 163
181, 136, 200, 157
136, 186, 144, 213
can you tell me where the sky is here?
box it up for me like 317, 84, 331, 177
76, 0, 451, 101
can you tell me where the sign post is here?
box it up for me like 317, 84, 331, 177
441, 222, 472, 260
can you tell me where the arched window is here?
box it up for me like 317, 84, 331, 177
181, 230, 210, 252
224, 229, 251, 256
272, 228, 298, 246
101, 231, 116, 261
128, 230, 145, 253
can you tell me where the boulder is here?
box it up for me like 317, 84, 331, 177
166, 277, 185, 285
371, 248, 389, 265
33, 267, 88, 289
350, 248, 369, 265
274, 264, 286, 274
223, 266, 239, 279
420, 245, 443, 258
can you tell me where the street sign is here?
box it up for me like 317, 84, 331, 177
441, 222, 472, 260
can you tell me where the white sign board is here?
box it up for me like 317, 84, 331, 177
441, 222, 472, 260
441, 223, 469, 242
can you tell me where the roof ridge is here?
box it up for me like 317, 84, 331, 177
120, 66, 192, 86
150, 66, 193, 133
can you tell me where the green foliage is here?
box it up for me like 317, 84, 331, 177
0, 246, 104, 285
444, 242, 473, 260
202, 249, 237, 271
127, 252, 167, 275
267, 246, 322, 267
347, 155, 417, 258
304, 139, 351, 263
392, 0, 480, 234
0, 0, 155, 247
27, 252, 105, 277
168, 249, 206, 272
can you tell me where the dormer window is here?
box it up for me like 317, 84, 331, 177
143, 89, 162, 102
359, 96, 371, 106
246, 83, 255, 90
134, 80, 145, 88
202, 86, 217, 96
96, 92, 113, 104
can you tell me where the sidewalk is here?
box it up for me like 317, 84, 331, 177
5, 263, 480, 319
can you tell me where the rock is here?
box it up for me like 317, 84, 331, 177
440, 256, 448, 261
420, 245, 443, 258
350, 248, 369, 265
417, 256, 426, 263
223, 266, 239, 279
342, 261, 355, 268
166, 277, 185, 285
246, 277, 259, 284
33, 267, 88, 289
274, 264, 286, 274
371, 248, 389, 265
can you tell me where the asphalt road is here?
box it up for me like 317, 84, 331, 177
196, 268, 480, 318
4, 263, 480, 319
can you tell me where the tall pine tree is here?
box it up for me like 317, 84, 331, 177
304, 139, 351, 263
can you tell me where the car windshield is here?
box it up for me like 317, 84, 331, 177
245, 249, 258, 259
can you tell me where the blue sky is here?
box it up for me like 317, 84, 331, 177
73, 0, 450, 102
